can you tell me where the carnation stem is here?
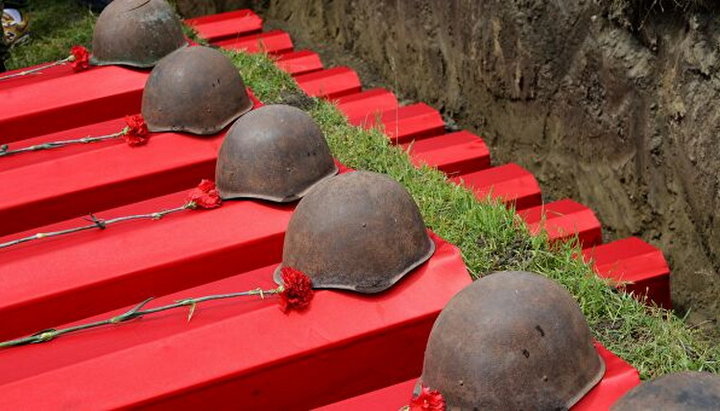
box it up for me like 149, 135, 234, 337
0, 57, 71, 81
0, 287, 283, 349
0, 130, 126, 157
0, 204, 192, 250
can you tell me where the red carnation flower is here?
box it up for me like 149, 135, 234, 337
123, 114, 149, 146
197, 179, 216, 192
69, 46, 90, 72
410, 386, 446, 411
186, 179, 222, 209
278, 267, 314, 313
335, 160, 353, 174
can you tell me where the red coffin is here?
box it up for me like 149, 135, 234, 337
583, 237, 672, 308
275, 50, 324, 75
335, 88, 399, 120
402, 130, 491, 176
451, 163, 542, 211
295, 67, 363, 99
519, 199, 603, 248
0, 234, 471, 410
0, 189, 291, 340
0, 66, 148, 143
352, 103, 445, 144
315, 343, 640, 410
215, 30, 294, 55
0, 91, 261, 236
0, 9, 263, 92
185, 9, 263, 43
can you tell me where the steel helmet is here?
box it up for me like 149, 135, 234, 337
141, 46, 253, 135
216, 104, 337, 202
274, 171, 435, 293
612, 372, 720, 411
90, 0, 187, 68
418, 271, 605, 410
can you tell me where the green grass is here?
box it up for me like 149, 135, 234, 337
227, 50, 720, 379
4, 4, 718, 379
5, 0, 96, 71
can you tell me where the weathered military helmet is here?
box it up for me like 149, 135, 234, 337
612, 372, 720, 411
216, 104, 337, 202
274, 171, 435, 293
418, 271, 604, 410
141, 46, 253, 135
90, 0, 187, 68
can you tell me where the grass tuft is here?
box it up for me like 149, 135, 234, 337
5, 0, 96, 71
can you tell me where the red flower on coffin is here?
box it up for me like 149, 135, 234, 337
69, 46, 90, 72
186, 179, 222, 209
278, 267, 314, 313
123, 114, 150, 146
410, 385, 446, 411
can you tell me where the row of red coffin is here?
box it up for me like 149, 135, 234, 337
0, 9, 657, 409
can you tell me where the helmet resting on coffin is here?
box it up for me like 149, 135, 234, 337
417, 271, 605, 410
215, 104, 337, 202
141, 46, 253, 135
90, 0, 187, 68
274, 171, 435, 293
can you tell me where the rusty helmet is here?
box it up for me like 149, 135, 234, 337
90, 0, 187, 68
612, 372, 720, 411
274, 171, 435, 293
418, 271, 604, 410
215, 104, 337, 202
141, 46, 253, 135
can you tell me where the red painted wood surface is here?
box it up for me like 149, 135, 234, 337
0, 93, 261, 237
0, 87, 259, 173
185, 9, 263, 42
0, 235, 471, 410
295, 67, 363, 99
0, 190, 289, 340
0, 117, 126, 172
0, 63, 103, 91
352, 103, 445, 144
519, 199, 603, 248
0, 66, 147, 143
402, 130, 491, 176
574, 344, 642, 410
583, 237, 672, 308
451, 163, 542, 211
315, 343, 639, 410
215, 29, 294, 54
335, 88, 399, 120
0, 130, 212, 236
275, 50, 324, 75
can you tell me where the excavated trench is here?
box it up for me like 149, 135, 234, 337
177, 0, 720, 328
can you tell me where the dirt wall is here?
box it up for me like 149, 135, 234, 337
178, 0, 720, 327
171, 0, 249, 17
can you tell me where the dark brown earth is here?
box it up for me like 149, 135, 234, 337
176, 1, 720, 328
171, 0, 247, 17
